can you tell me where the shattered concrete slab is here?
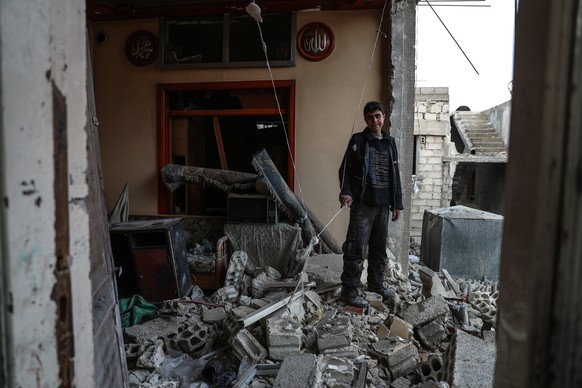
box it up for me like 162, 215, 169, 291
401, 294, 450, 328
124, 316, 189, 344
442, 330, 496, 387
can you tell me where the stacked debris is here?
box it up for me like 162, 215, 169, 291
123, 255, 498, 388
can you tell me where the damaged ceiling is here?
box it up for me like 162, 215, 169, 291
86, 0, 387, 21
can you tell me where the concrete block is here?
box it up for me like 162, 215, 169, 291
136, 340, 165, 370
419, 354, 444, 383
232, 328, 268, 364
313, 355, 355, 388
203, 307, 227, 323
124, 316, 188, 344
317, 316, 353, 353
266, 318, 302, 360
421, 206, 504, 280
210, 285, 239, 303
371, 338, 420, 380
416, 320, 448, 349
166, 321, 210, 357
442, 330, 496, 387
401, 295, 449, 328
273, 354, 317, 388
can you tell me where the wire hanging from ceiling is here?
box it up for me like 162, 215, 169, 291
248, 0, 389, 239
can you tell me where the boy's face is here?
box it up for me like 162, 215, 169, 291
364, 109, 385, 134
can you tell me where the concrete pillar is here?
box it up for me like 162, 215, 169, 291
387, 0, 416, 273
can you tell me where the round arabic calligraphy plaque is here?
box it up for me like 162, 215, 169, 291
125, 30, 158, 67
297, 22, 335, 62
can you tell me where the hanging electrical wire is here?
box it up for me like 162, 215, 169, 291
247, 0, 309, 215
423, 0, 480, 74
248, 0, 389, 240
339, 0, 389, 198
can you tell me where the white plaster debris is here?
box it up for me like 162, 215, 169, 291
122, 256, 498, 388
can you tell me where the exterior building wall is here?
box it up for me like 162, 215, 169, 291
410, 87, 452, 244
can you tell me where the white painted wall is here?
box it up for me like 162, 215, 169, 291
0, 0, 95, 386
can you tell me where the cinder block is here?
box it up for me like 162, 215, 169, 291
266, 318, 302, 360
136, 340, 165, 370
401, 295, 449, 328
371, 339, 420, 380
421, 206, 503, 280
317, 316, 353, 353
166, 321, 210, 356
203, 307, 227, 323
273, 354, 317, 388
419, 355, 444, 383
416, 320, 447, 349
232, 328, 268, 364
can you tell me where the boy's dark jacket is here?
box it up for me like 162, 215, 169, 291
339, 128, 404, 210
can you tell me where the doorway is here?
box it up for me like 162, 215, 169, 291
157, 80, 296, 215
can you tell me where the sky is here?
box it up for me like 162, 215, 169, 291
415, 0, 516, 112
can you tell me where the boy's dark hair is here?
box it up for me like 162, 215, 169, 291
363, 101, 384, 116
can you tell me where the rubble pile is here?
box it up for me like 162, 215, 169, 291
123, 255, 499, 388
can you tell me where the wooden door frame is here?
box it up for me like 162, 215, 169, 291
156, 80, 296, 214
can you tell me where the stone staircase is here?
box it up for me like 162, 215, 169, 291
452, 112, 506, 154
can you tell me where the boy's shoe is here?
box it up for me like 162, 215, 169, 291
341, 290, 369, 308
368, 286, 396, 301
368, 286, 397, 311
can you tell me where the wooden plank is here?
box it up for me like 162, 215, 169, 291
441, 268, 462, 296
212, 116, 228, 170
169, 108, 288, 117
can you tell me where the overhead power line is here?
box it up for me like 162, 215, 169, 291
423, 0, 480, 75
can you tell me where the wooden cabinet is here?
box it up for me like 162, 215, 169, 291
109, 218, 192, 303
